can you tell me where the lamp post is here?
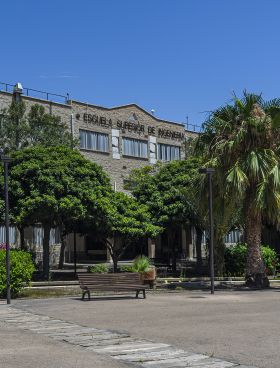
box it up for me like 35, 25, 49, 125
0, 150, 11, 304
199, 167, 215, 294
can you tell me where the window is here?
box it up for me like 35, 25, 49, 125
0, 226, 17, 245
225, 229, 242, 244
80, 130, 109, 152
32, 225, 60, 246
122, 137, 148, 158
157, 143, 180, 161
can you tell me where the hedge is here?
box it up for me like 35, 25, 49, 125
0, 250, 35, 297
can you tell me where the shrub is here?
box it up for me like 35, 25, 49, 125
131, 256, 151, 273
120, 265, 134, 272
262, 245, 279, 275
224, 243, 279, 276
87, 263, 109, 273
0, 250, 35, 297
224, 243, 247, 276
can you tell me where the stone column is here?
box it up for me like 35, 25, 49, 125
148, 238, 156, 259
149, 136, 157, 164
112, 129, 120, 160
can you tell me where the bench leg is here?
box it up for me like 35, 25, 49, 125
136, 290, 139, 298
82, 290, 91, 301
143, 289, 146, 299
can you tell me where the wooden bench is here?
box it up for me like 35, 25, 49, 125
77, 272, 147, 300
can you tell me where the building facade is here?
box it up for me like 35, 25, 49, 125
0, 83, 199, 265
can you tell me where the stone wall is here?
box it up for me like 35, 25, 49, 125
71, 100, 193, 191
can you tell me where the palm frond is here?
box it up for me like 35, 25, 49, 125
226, 163, 248, 194
256, 179, 280, 224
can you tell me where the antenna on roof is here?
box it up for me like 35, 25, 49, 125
151, 109, 155, 116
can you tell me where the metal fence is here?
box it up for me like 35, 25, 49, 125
0, 82, 69, 104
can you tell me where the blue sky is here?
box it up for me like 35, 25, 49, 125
1, 0, 279, 127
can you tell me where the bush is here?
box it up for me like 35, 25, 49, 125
224, 243, 247, 276
224, 243, 279, 276
131, 256, 151, 273
262, 245, 279, 275
120, 265, 134, 272
0, 250, 35, 297
87, 263, 109, 273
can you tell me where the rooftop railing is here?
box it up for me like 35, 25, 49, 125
184, 122, 203, 133
0, 82, 203, 133
0, 82, 69, 104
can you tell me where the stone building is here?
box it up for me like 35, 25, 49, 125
0, 82, 200, 266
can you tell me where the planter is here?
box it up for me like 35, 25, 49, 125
140, 267, 156, 289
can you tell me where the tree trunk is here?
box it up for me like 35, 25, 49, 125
195, 227, 203, 268
42, 223, 51, 280
105, 238, 118, 273
113, 257, 118, 273
58, 231, 66, 270
245, 197, 269, 288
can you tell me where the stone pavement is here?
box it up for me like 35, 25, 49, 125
0, 303, 256, 368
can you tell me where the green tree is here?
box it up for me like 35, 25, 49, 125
127, 157, 205, 273
0, 100, 29, 150
5, 146, 112, 279
27, 104, 74, 147
197, 92, 280, 287
0, 100, 75, 151
98, 192, 162, 272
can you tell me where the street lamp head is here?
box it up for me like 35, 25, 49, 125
199, 167, 215, 175
0, 148, 11, 163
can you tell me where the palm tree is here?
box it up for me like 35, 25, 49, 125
197, 92, 280, 287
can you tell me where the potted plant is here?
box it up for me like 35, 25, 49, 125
132, 256, 156, 288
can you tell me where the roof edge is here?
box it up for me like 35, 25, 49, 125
70, 100, 185, 127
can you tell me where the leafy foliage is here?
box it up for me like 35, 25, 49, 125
224, 244, 247, 276
120, 265, 134, 272
127, 157, 203, 228
3, 145, 112, 278
7, 145, 112, 227
0, 101, 75, 151
0, 250, 35, 297
126, 157, 205, 273
98, 192, 162, 272
131, 256, 151, 273
197, 92, 280, 224
197, 92, 280, 284
87, 264, 109, 273
225, 244, 279, 276
261, 245, 279, 274
101, 192, 161, 239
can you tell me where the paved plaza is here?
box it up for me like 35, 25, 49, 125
0, 289, 279, 368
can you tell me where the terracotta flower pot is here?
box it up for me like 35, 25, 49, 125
140, 267, 156, 288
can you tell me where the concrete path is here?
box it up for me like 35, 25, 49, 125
0, 300, 257, 368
